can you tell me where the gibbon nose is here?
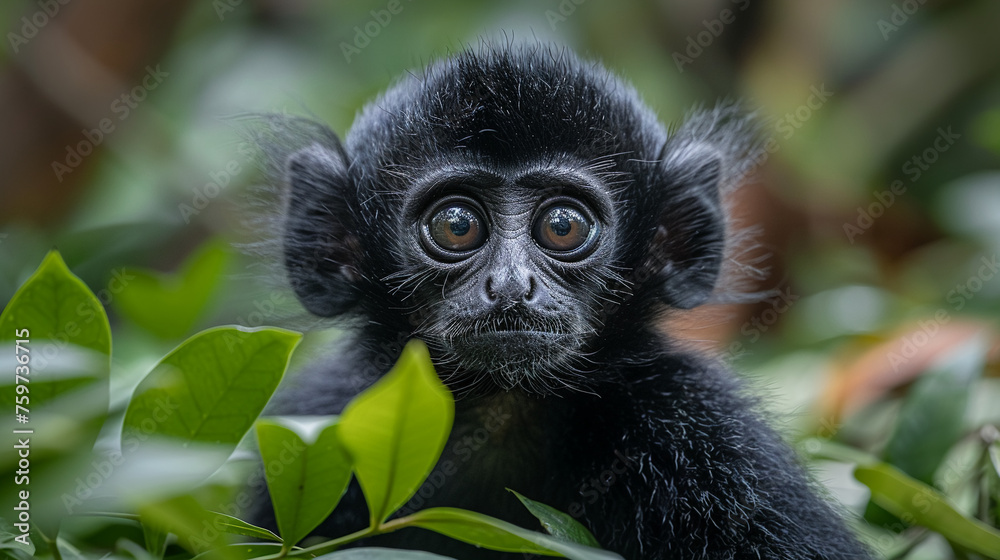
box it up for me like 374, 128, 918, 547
483, 272, 539, 305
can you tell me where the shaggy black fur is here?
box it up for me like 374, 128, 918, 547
248, 43, 873, 559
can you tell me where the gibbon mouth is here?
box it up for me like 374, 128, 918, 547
465, 313, 561, 335
454, 330, 574, 350
465, 330, 567, 339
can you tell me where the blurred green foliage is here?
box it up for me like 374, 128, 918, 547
1, 1, 999, 558
0, 263, 621, 558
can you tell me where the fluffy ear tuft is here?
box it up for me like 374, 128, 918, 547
637, 104, 758, 309
640, 147, 726, 310
283, 143, 361, 317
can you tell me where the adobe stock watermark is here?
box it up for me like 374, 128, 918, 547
340, 0, 415, 64
221, 290, 289, 352
672, 0, 751, 73
25, 267, 134, 376
877, 0, 928, 40
7, 0, 71, 54
90, 268, 136, 308
733, 83, 835, 185
394, 405, 513, 517
51, 65, 169, 182
843, 126, 960, 244
178, 141, 253, 223
886, 254, 998, 372
565, 449, 638, 519
61, 396, 181, 514
187, 436, 307, 550
725, 286, 799, 361
545, 0, 587, 29
212, 0, 245, 21
801, 416, 842, 455
934, 426, 998, 495
871, 490, 937, 550
774, 84, 833, 140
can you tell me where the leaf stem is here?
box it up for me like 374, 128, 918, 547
286, 526, 376, 557
884, 528, 929, 560
36, 526, 63, 560
73, 511, 142, 521
285, 516, 418, 558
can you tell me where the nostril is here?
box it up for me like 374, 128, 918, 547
524, 275, 538, 303
485, 276, 498, 302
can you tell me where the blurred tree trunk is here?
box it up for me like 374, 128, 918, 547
0, 0, 192, 226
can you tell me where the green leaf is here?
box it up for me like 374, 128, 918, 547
972, 107, 1000, 155
115, 537, 160, 560
204, 511, 281, 542
509, 490, 600, 547
883, 337, 987, 483
338, 340, 454, 525
406, 508, 623, 559
54, 537, 87, 560
257, 417, 351, 546
855, 463, 1000, 559
122, 326, 300, 459
0, 250, 111, 407
314, 548, 456, 559
799, 437, 880, 465
191, 544, 287, 560
866, 336, 988, 529
140, 502, 280, 559
141, 517, 168, 559
85, 440, 235, 506
139, 496, 232, 558
0, 251, 111, 532
0, 517, 35, 559
112, 240, 231, 339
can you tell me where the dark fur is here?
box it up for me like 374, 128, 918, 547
248, 43, 872, 559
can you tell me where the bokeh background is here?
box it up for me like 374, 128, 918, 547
1, 1, 999, 558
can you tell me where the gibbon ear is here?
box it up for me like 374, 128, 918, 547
644, 149, 725, 310
282, 143, 361, 317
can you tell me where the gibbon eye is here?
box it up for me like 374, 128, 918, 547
533, 204, 598, 257
425, 203, 486, 254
